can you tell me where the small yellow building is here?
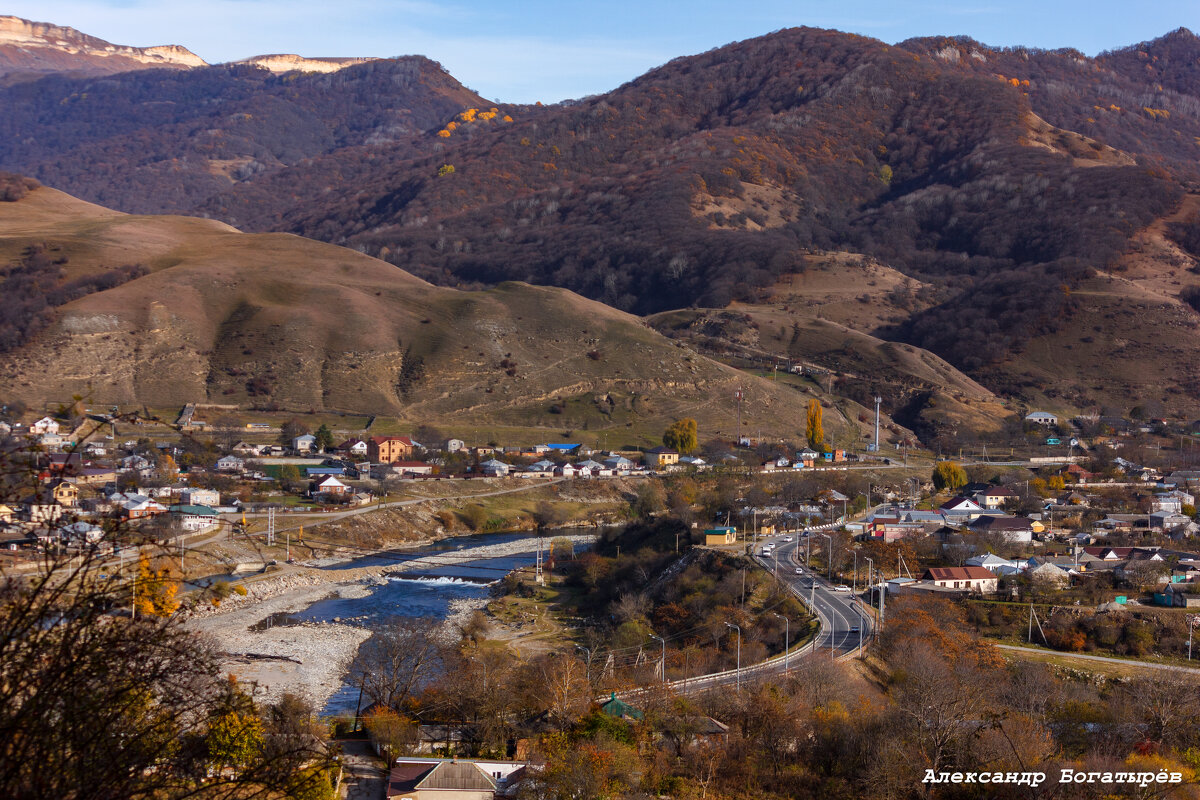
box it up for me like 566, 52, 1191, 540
704, 527, 737, 546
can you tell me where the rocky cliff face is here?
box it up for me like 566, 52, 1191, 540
0, 15, 206, 77
234, 54, 377, 74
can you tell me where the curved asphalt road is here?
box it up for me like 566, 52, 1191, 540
759, 534, 875, 659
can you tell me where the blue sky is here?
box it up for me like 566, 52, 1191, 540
10, 1, 1200, 103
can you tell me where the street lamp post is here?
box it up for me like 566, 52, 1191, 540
724, 622, 742, 691
852, 550, 858, 594
772, 612, 790, 674
864, 557, 874, 614
821, 533, 833, 582
576, 644, 592, 684
650, 634, 666, 685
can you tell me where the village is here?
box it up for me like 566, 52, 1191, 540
4, 402, 1200, 617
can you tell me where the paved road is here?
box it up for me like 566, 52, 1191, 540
996, 643, 1200, 675
647, 532, 876, 697
766, 536, 874, 659
221, 478, 566, 533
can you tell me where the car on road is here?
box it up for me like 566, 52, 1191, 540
781, 536, 793, 542
794, 567, 803, 575
833, 585, 852, 593
849, 625, 860, 633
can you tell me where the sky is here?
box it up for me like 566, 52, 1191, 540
9, 0, 1200, 103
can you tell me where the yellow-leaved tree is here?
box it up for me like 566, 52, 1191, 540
134, 553, 179, 617
806, 399, 824, 451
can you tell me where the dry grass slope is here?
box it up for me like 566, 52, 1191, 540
0, 186, 858, 444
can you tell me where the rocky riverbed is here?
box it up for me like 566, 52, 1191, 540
186, 533, 595, 709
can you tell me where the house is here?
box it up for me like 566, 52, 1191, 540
59, 521, 103, 545
386, 760, 498, 800
231, 441, 263, 456
602, 455, 634, 471
965, 553, 1023, 573
444, 439, 466, 453
169, 504, 219, 532
313, 476, 350, 496
795, 448, 821, 463
705, 527, 738, 546
919, 566, 998, 593
1153, 491, 1194, 514
180, 488, 220, 507
968, 515, 1035, 544
45, 479, 79, 508
393, 461, 434, 476
292, 434, 317, 453
215, 455, 246, 473
1025, 411, 1058, 426
1154, 582, 1200, 608
76, 466, 116, 486
646, 447, 679, 467
939, 496, 986, 521
369, 436, 419, 463
554, 463, 578, 478
974, 486, 1019, 510
29, 417, 60, 436
530, 459, 557, 472
335, 439, 370, 457
479, 459, 510, 478
599, 692, 644, 721
1028, 561, 1071, 588
1064, 464, 1097, 482
1055, 491, 1089, 506
117, 494, 167, 519
679, 455, 708, 469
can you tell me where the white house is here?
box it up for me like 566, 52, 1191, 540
215, 455, 245, 473
919, 566, 998, 593
60, 521, 104, 545
180, 488, 220, 507
480, 459, 510, 477
1025, 411, 1058, 426
169, 504, 219, 532
965, 553, 1023, 573
974, 486, 1019, 510
292, 434, 317, 453
445, 439, 466, 453
30, 417, 60, 436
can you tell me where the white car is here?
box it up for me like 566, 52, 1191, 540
794, 567, 803, 575
781, 536, 793, 542
833, 585, 853, 593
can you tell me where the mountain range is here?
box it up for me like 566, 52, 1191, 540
2, 16, 1200, 431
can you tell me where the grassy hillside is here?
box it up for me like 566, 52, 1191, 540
0, 185, 878, 446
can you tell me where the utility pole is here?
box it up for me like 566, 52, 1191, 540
725, 622, 742, 691
773, 612, 789, 673
821, 533, 833, 582
735, 388, 743, 446
865, 557, 874, 617
576, 644, 592, 683
650, 634, 666, 684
